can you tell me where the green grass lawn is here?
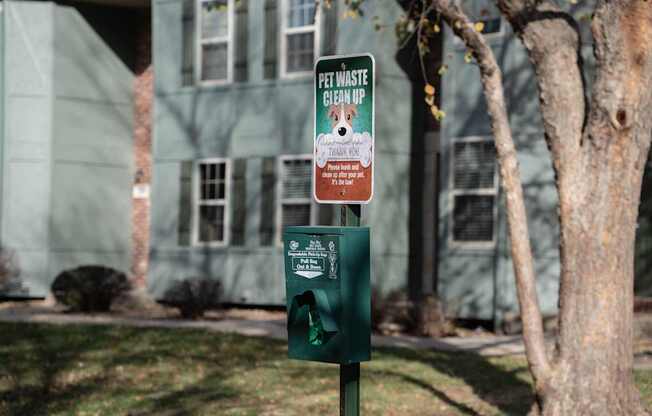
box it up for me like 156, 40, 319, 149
1, 322, 651, 416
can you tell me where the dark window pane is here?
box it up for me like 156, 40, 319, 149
453, 195, 495, 242
199, 205, 225, 242
283, 178, 310, 199
453, 141, 496, 190
199, 162, 227, 201
286, 32, 314, 72
201, 0, 229, 39
288, 0, 315, 28
210, 163, 217, 180
282, 204, 311, 227
200, 164, 208, 181
480, 18, 501, 34
460, 0, 500, 28
202, 43, 228, 81
457, 1, 502, 36
282, 159, 311, 198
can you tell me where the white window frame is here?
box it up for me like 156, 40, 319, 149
275, 154, 317, 245
192, 158, 231, 247
280, 0, 321, 79
448, 136, 499, 249
195, 0, 235, 86
452, 0, 505, 47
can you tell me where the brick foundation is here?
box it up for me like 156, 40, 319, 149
131, 11, 152, 289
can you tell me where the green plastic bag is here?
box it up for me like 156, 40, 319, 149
307, 308, 325, 346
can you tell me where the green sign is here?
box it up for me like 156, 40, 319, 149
283, 226, 371, 365
314, 54, 375, 204
287, 235, 339, 280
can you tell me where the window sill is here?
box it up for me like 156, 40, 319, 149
174, 77, 314, 94
197, 79, 232, 87
280, 71, 313, 81
192, 241, 229, 248
447, 240, 497, 251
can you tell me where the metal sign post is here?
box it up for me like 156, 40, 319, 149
313, 54, 374, 416
340, 204, 361, 416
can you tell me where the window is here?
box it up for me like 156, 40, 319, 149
455, 0, 503, 42
281, 0, 320, 77
277, 156, 314, 242
450, 138, 497, 245
194, 159, 230, 245
196, 0, 234, 84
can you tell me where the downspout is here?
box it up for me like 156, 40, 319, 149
0, 0, 5, 238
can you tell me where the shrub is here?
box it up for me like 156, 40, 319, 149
163, 277, 223, 319
371, 287, 415, 333
372, 288, 451, 336
0, 248, 20, 292
0, 247, 27, 296
51, 265, 130, 312
413, 294, 447, 337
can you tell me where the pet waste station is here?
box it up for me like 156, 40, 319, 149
284, 226, 371, 364
283, 54, 375, 416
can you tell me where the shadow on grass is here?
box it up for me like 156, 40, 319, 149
0, 323, 113, 415
373, 368, 480, 416
373, 346, 534, 415
0, 323, 284, 415
0, 323, 535, 415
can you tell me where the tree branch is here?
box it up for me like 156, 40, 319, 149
494, 1, 585, 165
432, 0, 551, 386
494, 0, 586, 206
494, 1, 588, 290
492, 0, 587, 366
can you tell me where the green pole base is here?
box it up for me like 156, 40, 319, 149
340, 363, 360, 416
340, 204, 361, 415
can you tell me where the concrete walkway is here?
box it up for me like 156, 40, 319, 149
3, 307, 652, 368
0, 306, 534, 357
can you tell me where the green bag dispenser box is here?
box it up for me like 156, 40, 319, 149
283, 226, 371, 364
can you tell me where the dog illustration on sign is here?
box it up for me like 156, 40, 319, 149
315, 103, 373, 169
329, 104, 357, 141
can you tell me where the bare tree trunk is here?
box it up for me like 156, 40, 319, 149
544, 184, 646, 416
538, 121, 650, 415
427, 0, 652, 414
543, 146, 648, 415
541, 2, 652, 414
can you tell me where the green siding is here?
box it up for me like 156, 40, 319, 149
437, 15, 552, 321
150, 0, 412, 304
1, 1, 133, 297
49, 4, 133, 281
493, 139, 560, 323
3, 1, 55, 296
437, 2, 600, 322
